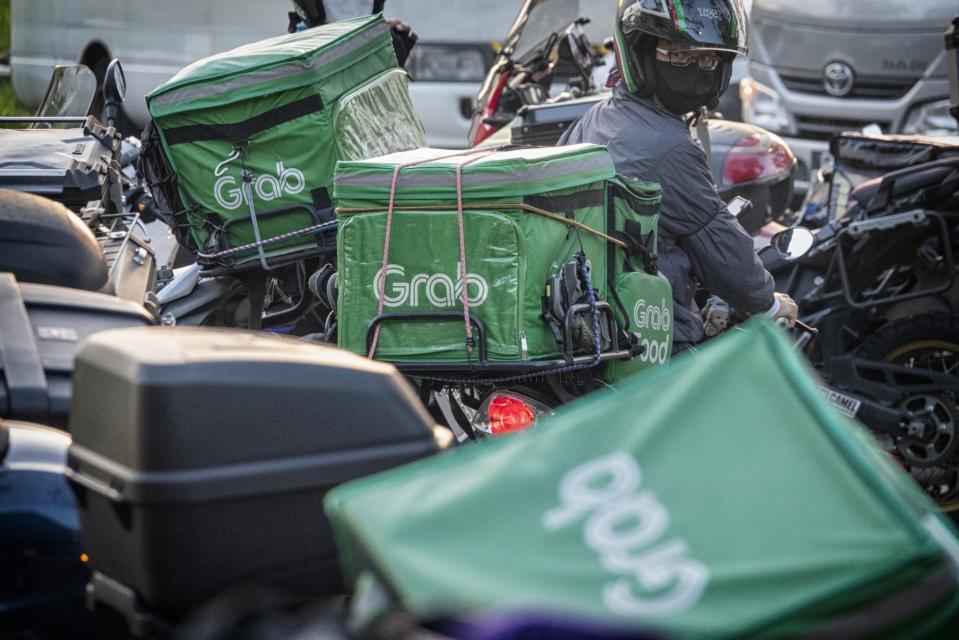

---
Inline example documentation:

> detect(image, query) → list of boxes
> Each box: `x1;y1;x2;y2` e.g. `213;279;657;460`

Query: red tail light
470;72;510;147
486;395;537;436
722;132;796;186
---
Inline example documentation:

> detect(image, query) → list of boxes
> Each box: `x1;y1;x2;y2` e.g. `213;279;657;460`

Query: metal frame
834;211;955;310
204;204;335;272
366;302;633;375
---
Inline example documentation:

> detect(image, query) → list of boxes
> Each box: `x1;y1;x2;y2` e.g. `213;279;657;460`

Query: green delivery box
146;14;426;270
333;144;663;364
325;320;959;638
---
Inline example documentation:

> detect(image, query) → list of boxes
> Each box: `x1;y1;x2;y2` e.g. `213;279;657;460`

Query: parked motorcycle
760;159;959;510
0;61;159;306
468;0;797;236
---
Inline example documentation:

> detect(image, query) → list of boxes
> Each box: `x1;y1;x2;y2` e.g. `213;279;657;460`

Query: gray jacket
558;84;775;347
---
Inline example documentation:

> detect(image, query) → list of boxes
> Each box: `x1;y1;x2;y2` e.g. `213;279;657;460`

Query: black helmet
614;0;748;99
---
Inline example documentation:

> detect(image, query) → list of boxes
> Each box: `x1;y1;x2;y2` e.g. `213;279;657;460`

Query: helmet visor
621;0;748;55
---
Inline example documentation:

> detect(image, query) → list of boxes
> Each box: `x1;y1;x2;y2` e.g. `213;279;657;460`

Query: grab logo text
373;263;489;308
633;297;671;364
213;162;305;210
543;452;710;617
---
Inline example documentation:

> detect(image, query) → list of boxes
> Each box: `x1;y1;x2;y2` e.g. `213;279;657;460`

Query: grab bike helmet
614;0;748;102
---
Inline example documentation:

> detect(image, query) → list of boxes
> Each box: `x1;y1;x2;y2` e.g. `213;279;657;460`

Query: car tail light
722;132;796;186
470;72;510;147
475;391;552;437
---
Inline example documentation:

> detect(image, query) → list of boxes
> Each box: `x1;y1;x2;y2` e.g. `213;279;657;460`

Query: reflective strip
671;0;687;33
334;153;615;191
150;22;390;110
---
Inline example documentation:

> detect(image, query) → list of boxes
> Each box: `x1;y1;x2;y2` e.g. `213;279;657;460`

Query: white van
11;0;517;147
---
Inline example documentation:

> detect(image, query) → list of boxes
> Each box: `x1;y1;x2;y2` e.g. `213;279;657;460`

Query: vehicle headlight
740;76;793;135
903;99;959;137
405;44;489;83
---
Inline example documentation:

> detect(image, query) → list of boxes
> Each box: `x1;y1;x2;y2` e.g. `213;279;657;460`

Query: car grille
794;115;893;141
780;72;916;100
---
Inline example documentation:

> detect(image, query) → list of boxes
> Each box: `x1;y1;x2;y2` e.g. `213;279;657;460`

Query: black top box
0;273;154;428
67;327;439;623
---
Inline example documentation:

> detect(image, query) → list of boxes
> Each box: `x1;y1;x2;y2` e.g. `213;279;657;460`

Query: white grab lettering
372;262;489;308
213;162;305;211
633;297;671;332
543;452;709;617
632;297;671;364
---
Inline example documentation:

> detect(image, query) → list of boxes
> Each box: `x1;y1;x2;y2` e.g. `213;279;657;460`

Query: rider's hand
387;20;418;67
767;292;799;329
388;20;418;43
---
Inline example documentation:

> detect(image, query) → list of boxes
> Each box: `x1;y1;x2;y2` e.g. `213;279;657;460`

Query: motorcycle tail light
476;392;551;437
722;132;796;186
470;72;510;147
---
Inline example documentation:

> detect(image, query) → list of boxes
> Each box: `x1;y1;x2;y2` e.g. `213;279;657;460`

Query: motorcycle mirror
102;59;126;128
771;227;815;262
103;59;126;104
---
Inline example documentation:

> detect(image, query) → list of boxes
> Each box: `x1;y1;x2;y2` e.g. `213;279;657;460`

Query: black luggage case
0;127;110;212
0;273;154;427
66;327;439;624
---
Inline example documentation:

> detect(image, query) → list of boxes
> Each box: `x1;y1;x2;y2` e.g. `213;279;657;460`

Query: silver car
741;0;958;192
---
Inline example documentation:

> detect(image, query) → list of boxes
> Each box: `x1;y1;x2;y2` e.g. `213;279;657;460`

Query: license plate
820;386;862;419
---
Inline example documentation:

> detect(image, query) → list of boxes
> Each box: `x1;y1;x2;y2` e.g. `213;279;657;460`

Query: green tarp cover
325;320;959;638
147;15;426;267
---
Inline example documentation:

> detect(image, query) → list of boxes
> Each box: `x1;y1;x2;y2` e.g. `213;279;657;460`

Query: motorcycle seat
0;189;108;291
850;159;959;211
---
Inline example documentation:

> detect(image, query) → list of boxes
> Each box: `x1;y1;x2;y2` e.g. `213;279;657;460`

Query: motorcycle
468;0;797;236
696;172;959;513
420;0;795;440
0;61;160;307
761;158;959;511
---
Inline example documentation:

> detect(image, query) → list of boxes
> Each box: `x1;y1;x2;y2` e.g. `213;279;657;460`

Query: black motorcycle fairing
0;189;108;291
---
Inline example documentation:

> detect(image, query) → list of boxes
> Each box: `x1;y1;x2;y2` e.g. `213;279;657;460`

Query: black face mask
652;59;722;116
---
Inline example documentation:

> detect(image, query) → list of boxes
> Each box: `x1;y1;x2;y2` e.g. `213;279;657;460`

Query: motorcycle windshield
31;65;97;128
470;0;582;145
508;0;581;61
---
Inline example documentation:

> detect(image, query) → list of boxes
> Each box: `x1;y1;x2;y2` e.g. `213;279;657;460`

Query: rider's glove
766;292;799;329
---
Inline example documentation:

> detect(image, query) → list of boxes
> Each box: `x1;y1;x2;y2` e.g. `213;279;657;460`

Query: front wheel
856;313;959;511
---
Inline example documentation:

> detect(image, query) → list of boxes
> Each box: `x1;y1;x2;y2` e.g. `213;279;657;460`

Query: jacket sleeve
659;140;776;314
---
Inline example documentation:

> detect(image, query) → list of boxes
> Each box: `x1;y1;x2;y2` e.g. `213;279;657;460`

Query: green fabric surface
147;15;425;266
326;320;959;638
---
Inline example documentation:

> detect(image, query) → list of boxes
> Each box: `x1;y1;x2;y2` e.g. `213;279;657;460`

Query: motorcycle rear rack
196;204;336;274
831;211;955;310
365;302;634;375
